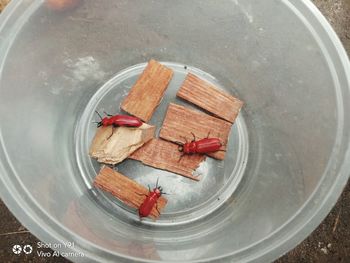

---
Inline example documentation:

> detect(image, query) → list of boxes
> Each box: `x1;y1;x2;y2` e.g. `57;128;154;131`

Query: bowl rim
0;0;349;262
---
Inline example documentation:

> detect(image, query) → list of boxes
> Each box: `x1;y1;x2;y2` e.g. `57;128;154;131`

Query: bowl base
74;62;249;226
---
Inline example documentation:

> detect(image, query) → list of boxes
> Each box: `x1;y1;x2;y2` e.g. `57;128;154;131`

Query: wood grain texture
89;123;155;165
159;103;231;160
177;73;244;123
94;166;167;219
130;139;205;181
121;59;174;122
0;0;10;12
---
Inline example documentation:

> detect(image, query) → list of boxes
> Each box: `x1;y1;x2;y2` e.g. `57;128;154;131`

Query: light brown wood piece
159;103;231;160
94;166;167;219
177;73;244;123
121;59;174;122
0;0;10;12
130;139;205;181
89;123;155;165
46;0;80;11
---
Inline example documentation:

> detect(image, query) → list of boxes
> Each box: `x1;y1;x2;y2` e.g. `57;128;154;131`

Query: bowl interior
0;0;349;262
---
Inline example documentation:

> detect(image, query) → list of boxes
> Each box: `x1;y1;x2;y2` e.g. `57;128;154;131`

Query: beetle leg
217;140;227;152
196;131;211;141
174;140;184;146
155;203;161;216
135;192;148;197
219;140;227;150
217;134;227;146
106;126;116;140
148;185;151;193
178;153;185;163
138;211;143;221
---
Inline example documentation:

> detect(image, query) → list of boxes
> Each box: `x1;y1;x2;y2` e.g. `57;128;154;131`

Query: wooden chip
89;123;155;165
159;103;231;160
121;59;174;122
129;139;205;181
177;73;244;123
0;0;10;12
94;166;167;219
46;0;80;11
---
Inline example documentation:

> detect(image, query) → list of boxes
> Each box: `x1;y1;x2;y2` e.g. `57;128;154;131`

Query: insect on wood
94;111;143;139
138;178;167;219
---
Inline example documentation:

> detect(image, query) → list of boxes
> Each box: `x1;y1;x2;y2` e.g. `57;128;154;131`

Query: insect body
181;137;222;154
95;111;142;128
138;179;165;218
178;132;223;154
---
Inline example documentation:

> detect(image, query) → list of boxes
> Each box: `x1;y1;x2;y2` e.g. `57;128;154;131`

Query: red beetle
95;111;142;128
138;179;166;219
94;111;143;139
178;132;223;155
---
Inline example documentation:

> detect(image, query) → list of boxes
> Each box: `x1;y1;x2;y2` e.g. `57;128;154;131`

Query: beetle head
182;143;192;154
96;117;110;127
155;186;163;197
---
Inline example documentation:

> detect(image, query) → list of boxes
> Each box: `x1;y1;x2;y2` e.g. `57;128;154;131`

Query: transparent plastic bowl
0;0;349;262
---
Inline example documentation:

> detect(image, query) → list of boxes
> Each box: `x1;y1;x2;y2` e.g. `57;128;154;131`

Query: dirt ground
0;0;350;262
277;182;350;263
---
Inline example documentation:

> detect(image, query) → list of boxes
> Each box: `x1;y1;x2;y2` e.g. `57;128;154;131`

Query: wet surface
0;0;349;262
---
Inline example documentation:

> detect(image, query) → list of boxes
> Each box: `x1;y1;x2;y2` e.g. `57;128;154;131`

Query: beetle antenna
95;110;103;120
180;135;188;143
155;204;161;215
103;111;113;117
218;138;226;153
155;177;159;188
207;131;211;138
190;132;196;142
174;141;184;146
221;140;226;147
178;153;184;162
